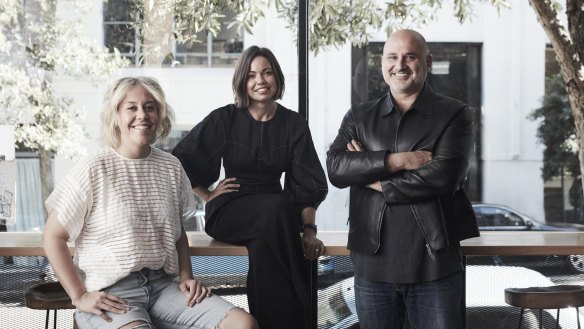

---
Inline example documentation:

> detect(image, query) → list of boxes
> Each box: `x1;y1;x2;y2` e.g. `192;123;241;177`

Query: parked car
472;203;584;273
318;266;581;329
472;203;580;232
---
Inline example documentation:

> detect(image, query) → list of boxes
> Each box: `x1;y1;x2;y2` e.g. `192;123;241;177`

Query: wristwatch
302;223;318;233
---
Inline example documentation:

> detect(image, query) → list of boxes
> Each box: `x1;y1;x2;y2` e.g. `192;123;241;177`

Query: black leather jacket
327;85;479;255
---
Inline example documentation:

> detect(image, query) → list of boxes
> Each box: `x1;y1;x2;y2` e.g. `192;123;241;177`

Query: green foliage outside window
530;73;580;181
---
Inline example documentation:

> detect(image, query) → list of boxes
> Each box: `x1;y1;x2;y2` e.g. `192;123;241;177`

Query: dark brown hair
232;46;285;108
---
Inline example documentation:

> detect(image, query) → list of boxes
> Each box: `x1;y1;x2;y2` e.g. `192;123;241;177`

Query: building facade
46;1;550;231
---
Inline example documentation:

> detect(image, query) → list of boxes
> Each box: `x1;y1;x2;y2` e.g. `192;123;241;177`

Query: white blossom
566;134;580;154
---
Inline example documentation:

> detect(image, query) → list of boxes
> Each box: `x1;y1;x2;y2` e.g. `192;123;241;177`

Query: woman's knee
119;321;151;329
218;308;258;329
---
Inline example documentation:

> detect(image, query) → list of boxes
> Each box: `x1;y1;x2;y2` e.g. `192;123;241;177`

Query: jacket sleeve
171;109;227;189
380;107;474;204
326;108;389;188
284;120;328;210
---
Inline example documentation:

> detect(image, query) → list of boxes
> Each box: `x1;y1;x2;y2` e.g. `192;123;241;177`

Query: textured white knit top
45;147;197;291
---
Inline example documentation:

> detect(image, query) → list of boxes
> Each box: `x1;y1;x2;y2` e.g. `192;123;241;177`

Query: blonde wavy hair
101;76;174;148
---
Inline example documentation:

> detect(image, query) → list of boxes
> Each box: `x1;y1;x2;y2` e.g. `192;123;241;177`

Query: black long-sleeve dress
172;103;328;328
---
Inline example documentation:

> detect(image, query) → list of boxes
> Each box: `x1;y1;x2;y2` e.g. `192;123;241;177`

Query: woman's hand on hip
207;177;239;202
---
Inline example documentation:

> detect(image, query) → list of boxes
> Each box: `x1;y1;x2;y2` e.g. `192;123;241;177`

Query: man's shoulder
349;96;386;116
430;89;468;112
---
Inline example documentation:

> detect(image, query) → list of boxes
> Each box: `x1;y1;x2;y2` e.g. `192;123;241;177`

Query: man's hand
346;139;364;152
72;291;129;323
347;139;432;189
346;140;383;191
386;151;432;173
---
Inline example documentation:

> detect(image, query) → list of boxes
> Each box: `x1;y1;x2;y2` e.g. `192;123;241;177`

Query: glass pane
176;31;207;53
214;14;243;55
211;54;240;67
175;31;208;66
173;9;243;67
104;23;135;54
174;53;208;66
506;212;523;226
103;0;132;22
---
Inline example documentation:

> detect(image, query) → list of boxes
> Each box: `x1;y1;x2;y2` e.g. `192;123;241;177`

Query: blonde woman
43;77;257;329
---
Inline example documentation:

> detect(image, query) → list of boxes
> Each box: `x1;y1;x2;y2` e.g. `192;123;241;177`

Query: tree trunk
142;0;173;66
38;148;53;221
528;0;584;198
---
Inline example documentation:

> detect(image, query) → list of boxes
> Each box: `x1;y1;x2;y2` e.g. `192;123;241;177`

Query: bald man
327;29;479;329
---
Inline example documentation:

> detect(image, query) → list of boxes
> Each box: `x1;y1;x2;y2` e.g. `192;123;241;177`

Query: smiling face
115;85;159;158
381;29;432;98
246;56;277;105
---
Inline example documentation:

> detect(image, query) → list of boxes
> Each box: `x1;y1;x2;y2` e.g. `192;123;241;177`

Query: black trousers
205;193;309;329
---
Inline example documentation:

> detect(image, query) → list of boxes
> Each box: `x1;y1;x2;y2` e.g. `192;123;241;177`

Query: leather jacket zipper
394;104;436;261
397;111;436;261
375;204;386;253
410;204;436;261
425;243;436;261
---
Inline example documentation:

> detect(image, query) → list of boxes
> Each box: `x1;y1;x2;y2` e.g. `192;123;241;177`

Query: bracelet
302;223;317;233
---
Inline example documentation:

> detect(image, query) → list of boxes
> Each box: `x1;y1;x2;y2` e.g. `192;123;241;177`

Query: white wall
478;2;546;220
51;2;549;229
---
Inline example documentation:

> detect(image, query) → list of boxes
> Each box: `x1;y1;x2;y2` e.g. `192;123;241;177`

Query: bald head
381;29;432;101
385;29;430;57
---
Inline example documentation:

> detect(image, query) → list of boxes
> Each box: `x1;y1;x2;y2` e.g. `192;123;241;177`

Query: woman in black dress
172;46;328;328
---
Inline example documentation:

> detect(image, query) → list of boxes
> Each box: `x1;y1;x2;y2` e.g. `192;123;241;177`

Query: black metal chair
505;285;584;329
25;281;77;329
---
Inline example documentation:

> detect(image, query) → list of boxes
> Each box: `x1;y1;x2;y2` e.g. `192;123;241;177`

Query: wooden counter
2;231;584;257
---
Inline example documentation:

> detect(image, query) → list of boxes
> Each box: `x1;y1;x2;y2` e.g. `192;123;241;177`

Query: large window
351;42;483;201
103;0;140;64
103;0;243;67
174;21;242;67
542;45;583;223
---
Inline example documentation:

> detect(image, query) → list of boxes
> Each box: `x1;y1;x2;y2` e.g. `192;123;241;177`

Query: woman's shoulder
206;104;238;119
150;146;174;158
64;148;114;180
195;104;239;129
150;147;182;166
78;148;114;167
277;104;307;126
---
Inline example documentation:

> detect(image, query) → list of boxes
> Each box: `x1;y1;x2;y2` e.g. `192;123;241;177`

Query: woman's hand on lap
180;278;212;306
73;291;129;323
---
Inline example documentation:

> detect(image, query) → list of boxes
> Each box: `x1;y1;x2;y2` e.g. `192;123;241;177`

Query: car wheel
566;255;584;273
493;255;504;266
